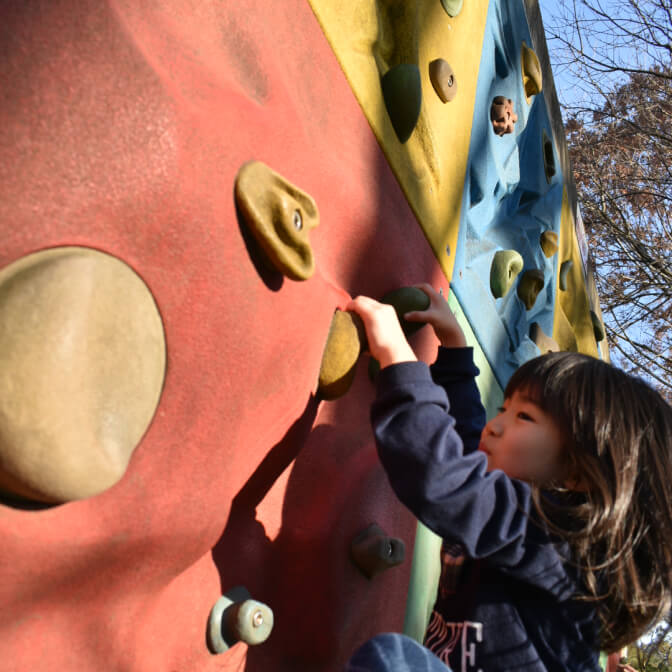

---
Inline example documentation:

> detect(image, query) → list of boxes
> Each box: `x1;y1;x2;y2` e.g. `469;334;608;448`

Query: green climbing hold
381;64;422;144
517;269;545;310
380;286;430;336
490;250;524;298
559;260;573;291
590;310;605;342
440;0;464;17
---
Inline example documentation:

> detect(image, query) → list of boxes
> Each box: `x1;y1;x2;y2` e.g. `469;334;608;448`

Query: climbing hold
517;269;545;310
0;247;166;504
440;0;464;17
559;260;573;291
381;64;422;144
207;586;274;654
429;59;457;103
380;286;430;336
235;160;319;281
590;310;605;342
542;130;556;182
529;322;560;354
317;310;365;400
540;231;558;258
490;250;524;298
350;523;405;580
490;96;518;136
521;42;542;102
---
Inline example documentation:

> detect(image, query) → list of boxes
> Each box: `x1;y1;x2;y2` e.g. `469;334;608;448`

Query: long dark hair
506;352;672;651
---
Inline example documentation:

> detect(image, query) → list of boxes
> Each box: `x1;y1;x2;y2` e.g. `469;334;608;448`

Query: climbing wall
0;1;605;670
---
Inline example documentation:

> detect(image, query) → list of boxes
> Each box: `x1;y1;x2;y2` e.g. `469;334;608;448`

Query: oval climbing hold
559;259;573;291
429;59;457;103
0;247;166;504
317;310;366;400
350;523;406;580
540;231;558;258
517;269;545;310
380;286;430;336
521;42;542;102
381;64;422;144
235;160;319;281
490;250;524;298
207;586;274;654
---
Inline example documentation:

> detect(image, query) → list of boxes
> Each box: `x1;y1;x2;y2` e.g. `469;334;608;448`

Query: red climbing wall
0;1;451;669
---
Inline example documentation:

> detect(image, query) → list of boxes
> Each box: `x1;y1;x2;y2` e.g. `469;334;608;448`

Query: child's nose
484;417;503;436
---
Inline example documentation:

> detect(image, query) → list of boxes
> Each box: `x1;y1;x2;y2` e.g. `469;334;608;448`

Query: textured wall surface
0;1;603;670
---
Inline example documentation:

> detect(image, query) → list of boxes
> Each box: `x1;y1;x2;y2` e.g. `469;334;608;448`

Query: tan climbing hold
529;322;560;354
429;59;457;103
521;42;542;102
0;247;166;503
540;231;558;258
317;310;365;400
517;269;545;310
235;161;319;281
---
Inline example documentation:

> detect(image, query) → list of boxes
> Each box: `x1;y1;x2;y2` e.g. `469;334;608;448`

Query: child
347;284;672;672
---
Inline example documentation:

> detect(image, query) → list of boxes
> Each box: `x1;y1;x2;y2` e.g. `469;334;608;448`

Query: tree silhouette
542;0;672;400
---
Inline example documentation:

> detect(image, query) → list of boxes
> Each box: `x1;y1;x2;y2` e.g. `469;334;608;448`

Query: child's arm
403;283;466;348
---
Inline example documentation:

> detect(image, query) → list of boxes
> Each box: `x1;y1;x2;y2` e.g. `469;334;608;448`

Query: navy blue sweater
372;347;601;672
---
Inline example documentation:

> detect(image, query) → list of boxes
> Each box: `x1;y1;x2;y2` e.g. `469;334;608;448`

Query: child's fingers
413;282;448;301
403;310;426;323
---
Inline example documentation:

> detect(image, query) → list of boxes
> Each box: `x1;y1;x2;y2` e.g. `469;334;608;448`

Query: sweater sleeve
371;356;535;567
429;347;486;455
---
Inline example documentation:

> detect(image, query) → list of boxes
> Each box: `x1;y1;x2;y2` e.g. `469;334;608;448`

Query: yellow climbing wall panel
554;187;599;357
307;0;489;282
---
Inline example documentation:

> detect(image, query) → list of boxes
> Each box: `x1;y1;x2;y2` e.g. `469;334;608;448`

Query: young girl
347;284;672;672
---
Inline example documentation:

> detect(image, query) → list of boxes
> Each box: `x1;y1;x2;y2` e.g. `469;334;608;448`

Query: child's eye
517;412;533;421
496;406;506;414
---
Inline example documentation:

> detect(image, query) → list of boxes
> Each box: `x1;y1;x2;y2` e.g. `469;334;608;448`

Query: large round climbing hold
0;247;166;503
517;269;545;310
381;64;422;144
490;250;524;298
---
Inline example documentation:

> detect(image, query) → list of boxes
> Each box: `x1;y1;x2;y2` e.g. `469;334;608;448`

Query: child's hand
404;283;467;348
347;296;417;369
